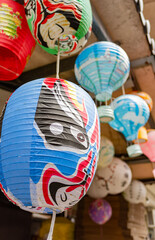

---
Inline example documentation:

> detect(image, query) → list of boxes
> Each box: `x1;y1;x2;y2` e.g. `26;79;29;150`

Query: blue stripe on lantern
75;41;130;101
1;78;44;206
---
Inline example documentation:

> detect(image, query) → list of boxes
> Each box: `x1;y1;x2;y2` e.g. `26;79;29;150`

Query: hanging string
47;211;57;240
122;85;125;95
100;225;103;240
56;38;60;79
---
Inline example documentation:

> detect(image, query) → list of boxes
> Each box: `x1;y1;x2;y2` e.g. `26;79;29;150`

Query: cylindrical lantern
89;199;112;225
109;94;150;157
74;41;130;122
0;0;36;81
24;0;92;56
123;180;147;204
97;136;115;168
88;157;132;197
133;126;148;144
140;130;155;162
0;77;100;213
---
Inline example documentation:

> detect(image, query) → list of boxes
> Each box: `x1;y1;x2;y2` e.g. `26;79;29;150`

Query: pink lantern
89;199;112;225
140;130;155;162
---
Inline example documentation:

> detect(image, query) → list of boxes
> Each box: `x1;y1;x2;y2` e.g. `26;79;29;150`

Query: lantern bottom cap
133;138;147;144
127;144;142;157
97;105;114;123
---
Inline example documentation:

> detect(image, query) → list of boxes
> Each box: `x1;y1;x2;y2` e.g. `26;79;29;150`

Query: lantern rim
97;105;114;123
127;144;142;157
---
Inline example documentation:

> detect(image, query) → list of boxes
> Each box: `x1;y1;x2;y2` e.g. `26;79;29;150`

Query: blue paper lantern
109;94;150;157
74;41;130;122
0;78;100;214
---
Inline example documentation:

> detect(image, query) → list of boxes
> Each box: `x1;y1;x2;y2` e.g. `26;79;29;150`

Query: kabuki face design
33;78;100;212
34;79;89;153
24;0;83;53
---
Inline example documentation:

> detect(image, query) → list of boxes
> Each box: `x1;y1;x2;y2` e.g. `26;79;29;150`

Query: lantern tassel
56;38;60;79
47;211;56;240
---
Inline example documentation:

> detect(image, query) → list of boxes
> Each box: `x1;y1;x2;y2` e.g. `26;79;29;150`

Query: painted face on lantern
34;80;89;154
25;0;82;49
35;152;96;212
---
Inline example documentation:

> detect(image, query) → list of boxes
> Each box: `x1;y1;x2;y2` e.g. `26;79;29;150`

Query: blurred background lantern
0;0;36;81
0;77;100;238
87;157;132;198
130;91;153;111
133;126;148;144
97;136;115;168
74;41;130;122
123;180;147;204
24;0;92;56
140;129;155;162
88;199;112;225
129;91;153;144
109;94;150;157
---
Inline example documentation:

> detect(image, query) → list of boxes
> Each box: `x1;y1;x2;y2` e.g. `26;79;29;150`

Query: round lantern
97;136;115;168
24;0;92;56
89;199;112;225
0;0;36;81
74;41;130;122
130;91;153;111
109;94;150;157
140;130;155;162
87;174;108;199
0;77;100;214
123;180;147;204
87;157;132;198
129;91;153;144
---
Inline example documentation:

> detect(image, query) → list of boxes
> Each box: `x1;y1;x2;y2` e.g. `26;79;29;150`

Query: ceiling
0;0;155;172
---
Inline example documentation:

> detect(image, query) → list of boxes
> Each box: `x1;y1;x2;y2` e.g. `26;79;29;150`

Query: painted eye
50;122;63;135
60;192;67;202
70;125;88;148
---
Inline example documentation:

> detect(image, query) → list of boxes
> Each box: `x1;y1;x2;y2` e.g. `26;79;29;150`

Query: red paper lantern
0;0;36;81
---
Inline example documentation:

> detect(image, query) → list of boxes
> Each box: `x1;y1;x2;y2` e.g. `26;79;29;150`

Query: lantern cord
47;211;56;240
122;85;125;95
56;38;60;79
100;225;103;240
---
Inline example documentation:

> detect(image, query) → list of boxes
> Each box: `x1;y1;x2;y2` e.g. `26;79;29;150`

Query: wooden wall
75;195;132;240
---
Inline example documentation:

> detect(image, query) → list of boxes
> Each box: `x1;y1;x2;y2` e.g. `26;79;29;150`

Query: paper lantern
130;91;153;111
88;157;132;198
0;0;36;81
129;91;152;144
0;77;100;214
123;180;147;204
109;94;150;157
87;174;108;199
97;136;115;168
133;126;148;144
75;41;130;122
89;199;112;225
140;130;155;162
24;0;92;56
